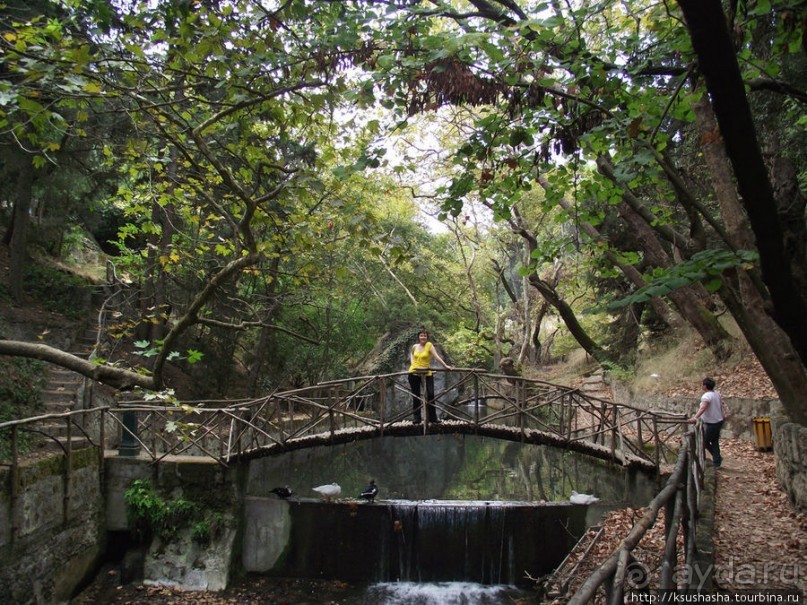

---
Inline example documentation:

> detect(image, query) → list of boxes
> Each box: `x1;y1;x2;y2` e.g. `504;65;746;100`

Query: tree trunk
528;273;611;364
596;159;733;360
544;177;681;331
503;205;614;366
678;0;807;372
694;96;807;424
7;155;34;302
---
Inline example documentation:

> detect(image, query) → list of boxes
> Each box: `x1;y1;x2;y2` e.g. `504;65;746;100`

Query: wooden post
519;379;525;442
473;373;480;431
609;405;617;462
660;488;683;589
558;392;566;437
10;425;18;544
636;414;644;458
152;413;158;457
607;549;630;605
218;411;225;459
420;374;427;435
379;377;386;436
329;387;336;440
653;415;660;474
566;394;575;441
64;415;73;524
99;408;106;486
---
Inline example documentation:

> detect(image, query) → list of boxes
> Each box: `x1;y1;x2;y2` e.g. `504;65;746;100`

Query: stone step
42;389;78;403
44;380;82;393
31;435;92;453
45;371;83;384
36;421;70;438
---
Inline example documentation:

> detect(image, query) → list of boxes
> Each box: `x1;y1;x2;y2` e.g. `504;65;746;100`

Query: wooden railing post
660;487;683;589
99;408;106;485
64;414;72;523
118;404;140;457
519;379;525;442
636;414;644;454
329;387;336;440
473;373;480;430
653;415;660;472
10;425;18;544
379;377;386;435
558;392;566;437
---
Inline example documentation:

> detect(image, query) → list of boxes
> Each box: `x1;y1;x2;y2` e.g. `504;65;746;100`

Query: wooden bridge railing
1;369;688;471
110;370;685;467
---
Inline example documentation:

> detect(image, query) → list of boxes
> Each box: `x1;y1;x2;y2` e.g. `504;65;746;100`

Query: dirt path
712;439;807;594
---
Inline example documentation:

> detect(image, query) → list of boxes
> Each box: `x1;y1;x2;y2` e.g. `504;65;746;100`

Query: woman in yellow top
408;329;451;424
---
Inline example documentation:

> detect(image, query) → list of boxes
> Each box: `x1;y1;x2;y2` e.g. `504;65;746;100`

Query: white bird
570;491;600;505
312;482;341;502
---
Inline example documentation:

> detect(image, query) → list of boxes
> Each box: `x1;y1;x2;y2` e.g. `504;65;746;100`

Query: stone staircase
578;368;613;400
36;324;100;450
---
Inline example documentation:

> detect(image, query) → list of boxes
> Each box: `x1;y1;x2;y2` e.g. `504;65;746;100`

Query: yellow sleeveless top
409;342;434;375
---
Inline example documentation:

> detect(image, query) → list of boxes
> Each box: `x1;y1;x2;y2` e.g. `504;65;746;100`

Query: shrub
124;479;224;545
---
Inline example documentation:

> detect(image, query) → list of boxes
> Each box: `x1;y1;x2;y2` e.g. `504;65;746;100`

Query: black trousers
704;420;723;466
408;373;438;422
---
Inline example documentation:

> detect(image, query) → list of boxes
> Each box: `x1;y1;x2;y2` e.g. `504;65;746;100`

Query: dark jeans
704;421;723;466
408;373;438;422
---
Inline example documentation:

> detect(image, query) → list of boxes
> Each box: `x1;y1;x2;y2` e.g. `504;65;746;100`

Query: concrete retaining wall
611;383;783;441
104;455;240;592
0;447;105;604
613;383;807;510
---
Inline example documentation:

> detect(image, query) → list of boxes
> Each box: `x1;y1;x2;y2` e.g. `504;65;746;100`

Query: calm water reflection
246;433;657;506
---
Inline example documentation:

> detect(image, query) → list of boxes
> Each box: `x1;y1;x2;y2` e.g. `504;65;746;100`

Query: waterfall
383;500;569;586
387;502;510;584
249;498;586;587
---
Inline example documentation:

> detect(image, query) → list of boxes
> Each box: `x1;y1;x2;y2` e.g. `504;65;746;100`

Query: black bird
270;486;293;499
358;479;378;503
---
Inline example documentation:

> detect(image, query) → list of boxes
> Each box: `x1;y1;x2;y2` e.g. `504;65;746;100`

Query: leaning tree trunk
678;0;807;372
595;157;733;360
695;96;807;425
504;204;614;366
612;191;733;361
545;177;682;332
528;273;612;365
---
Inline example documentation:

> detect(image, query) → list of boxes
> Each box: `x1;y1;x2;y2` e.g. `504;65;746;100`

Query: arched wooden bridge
98;369;687;472
0;368;706;602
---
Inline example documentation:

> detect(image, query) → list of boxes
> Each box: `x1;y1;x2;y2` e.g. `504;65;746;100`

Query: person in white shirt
689;377;724;467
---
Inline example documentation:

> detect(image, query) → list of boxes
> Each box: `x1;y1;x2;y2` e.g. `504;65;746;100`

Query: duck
358;479;378;503
312;482;341;502
570;491;599;505
270;486;293;499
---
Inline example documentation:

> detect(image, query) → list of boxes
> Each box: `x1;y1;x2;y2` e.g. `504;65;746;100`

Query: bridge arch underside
228;421;657;473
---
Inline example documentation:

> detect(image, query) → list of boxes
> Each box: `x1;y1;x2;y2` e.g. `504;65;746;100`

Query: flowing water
243;434;657;602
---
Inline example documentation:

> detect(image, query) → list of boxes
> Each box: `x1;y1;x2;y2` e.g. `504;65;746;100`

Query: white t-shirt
699;390;724;423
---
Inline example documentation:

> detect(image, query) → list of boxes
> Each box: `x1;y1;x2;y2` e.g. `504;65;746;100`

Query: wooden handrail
565;430;701;603
2;371;687;474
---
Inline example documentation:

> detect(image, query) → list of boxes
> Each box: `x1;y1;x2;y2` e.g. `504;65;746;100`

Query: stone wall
0;447;105;604
772;416;807;512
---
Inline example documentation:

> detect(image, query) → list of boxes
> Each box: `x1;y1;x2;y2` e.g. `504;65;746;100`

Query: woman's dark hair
702;377;716;390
